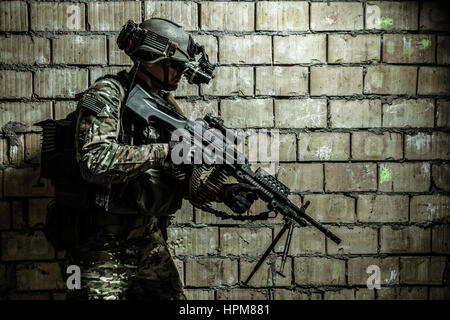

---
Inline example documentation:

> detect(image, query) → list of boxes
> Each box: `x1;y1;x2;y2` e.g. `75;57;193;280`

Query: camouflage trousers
64;220;186;300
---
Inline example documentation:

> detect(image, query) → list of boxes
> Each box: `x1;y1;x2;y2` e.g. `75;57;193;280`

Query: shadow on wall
0;121;59;299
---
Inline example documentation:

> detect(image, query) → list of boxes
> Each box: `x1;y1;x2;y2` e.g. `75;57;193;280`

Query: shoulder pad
81;95;106;115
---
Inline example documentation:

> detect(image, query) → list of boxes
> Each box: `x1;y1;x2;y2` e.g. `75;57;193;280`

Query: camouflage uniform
66;71;187;300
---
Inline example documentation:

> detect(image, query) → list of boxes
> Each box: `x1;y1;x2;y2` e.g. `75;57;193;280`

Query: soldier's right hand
219;183;259;214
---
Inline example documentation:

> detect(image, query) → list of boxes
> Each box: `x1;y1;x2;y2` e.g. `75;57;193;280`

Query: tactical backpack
36;110;96;250
36;110;95;211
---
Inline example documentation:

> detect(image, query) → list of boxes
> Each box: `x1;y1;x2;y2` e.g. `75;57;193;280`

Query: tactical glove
219;183;259;214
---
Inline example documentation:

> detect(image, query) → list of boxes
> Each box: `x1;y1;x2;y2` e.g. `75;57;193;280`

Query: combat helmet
117;18;195;64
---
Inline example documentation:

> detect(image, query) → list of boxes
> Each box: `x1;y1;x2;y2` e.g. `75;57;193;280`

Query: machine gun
126;84;342;284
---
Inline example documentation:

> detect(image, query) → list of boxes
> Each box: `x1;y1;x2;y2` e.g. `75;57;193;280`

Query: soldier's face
139;61;183;90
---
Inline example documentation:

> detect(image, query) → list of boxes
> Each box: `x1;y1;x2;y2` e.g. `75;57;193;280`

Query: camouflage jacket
75;71;189;216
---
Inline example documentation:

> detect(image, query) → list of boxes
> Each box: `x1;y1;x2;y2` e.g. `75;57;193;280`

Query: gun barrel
290;203;342;245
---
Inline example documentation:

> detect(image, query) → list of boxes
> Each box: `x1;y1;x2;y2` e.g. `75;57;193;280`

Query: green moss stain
379;17;394;26
380;166;392;184
418;38;432;49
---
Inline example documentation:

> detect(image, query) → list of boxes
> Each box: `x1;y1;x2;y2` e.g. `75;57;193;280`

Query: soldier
62;18;258;300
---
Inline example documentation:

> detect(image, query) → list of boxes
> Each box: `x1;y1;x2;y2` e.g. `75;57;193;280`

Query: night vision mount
117;20;216;85
184;40;216;85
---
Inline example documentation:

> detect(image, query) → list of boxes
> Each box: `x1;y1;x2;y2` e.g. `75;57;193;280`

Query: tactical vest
37;72;186;216
103;77;188;216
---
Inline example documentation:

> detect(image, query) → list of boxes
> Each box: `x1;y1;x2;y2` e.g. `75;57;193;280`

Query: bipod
243;201;310;285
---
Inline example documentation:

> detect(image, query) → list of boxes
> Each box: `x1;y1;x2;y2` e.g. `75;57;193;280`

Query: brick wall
0;0;449;300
